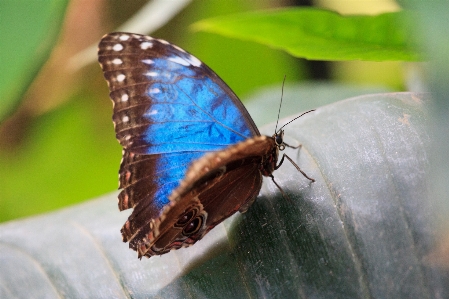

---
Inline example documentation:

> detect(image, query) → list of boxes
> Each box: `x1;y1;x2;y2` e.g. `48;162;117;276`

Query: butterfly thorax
259;131;285;177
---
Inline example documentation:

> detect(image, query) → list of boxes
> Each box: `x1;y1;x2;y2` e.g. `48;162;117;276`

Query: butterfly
98;32;315;259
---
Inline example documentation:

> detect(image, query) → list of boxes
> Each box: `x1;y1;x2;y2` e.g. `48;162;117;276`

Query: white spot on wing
122;116;129;122
148;110;158;115
168;56;190;66
141;42;153;49
121;94;129;102
119;34;130;41
116;74;126;82
112;58;123;65
146;71;158;77
149;88;160;94
142;59;154;65
113;44;124;51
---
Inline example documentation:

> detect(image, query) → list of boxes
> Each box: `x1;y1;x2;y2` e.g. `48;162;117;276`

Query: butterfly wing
98;33;261;256
130;136;276;258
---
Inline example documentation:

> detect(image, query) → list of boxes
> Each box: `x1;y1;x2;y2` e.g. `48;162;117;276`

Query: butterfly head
274;130;286;151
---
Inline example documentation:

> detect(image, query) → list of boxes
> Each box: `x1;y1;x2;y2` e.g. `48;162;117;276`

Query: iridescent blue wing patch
98;32;300;259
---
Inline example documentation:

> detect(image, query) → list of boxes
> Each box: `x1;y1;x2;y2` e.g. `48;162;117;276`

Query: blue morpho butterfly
98;32;315;259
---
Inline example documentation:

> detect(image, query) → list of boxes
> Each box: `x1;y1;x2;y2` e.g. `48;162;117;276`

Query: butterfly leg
270;175;293;204
275;154;315;182
283;142;301;149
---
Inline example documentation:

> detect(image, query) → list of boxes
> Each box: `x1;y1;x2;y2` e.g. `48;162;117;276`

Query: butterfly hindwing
134;136;275;257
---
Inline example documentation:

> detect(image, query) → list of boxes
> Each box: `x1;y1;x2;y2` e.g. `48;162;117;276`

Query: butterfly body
98;32;310;259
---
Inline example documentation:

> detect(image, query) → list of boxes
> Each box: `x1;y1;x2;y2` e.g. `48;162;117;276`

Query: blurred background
0;0;408;223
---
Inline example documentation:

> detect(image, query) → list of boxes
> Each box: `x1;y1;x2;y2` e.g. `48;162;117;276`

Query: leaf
399;1;449;237
0;83;388;223
192;8;420;61
0;92;445;298
244;82;392;127
0;0;68;122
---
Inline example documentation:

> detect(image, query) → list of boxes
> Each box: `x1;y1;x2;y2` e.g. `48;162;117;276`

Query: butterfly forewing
98;32;259;154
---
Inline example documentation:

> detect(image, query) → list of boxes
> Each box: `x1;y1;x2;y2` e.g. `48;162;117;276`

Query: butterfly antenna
274;75;287;134
276;109;315;135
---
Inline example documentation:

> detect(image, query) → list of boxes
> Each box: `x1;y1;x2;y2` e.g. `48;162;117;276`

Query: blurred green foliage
0;0;68;121
0;1;411;223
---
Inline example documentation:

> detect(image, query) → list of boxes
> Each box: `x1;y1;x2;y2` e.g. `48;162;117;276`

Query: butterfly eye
175;210;195;227
275;133;283;146
182;217;203;236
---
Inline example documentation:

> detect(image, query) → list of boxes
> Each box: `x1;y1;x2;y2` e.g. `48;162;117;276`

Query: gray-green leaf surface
1;92;445;299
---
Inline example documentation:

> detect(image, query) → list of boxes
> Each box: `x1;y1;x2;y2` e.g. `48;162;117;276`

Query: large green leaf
0;92;445;298
192;8;420;61
0;0;68;122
